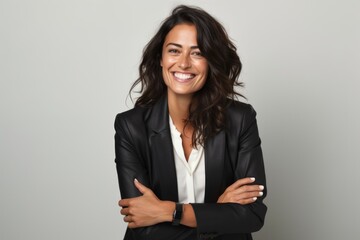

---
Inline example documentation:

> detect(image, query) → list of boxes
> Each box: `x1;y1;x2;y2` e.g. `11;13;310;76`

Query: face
160;24;208;99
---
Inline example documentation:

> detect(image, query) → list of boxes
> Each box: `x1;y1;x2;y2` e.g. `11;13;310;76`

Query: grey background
1;0;359;239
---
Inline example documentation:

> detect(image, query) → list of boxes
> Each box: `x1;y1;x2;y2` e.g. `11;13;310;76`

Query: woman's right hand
217;177;264;205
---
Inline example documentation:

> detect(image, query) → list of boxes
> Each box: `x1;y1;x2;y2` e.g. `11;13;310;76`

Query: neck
167;92;192;130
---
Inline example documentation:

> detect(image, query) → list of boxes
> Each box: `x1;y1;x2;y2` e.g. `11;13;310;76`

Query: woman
115;5;267;240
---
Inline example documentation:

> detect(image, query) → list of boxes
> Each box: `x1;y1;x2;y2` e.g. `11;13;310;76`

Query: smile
172;72;196;82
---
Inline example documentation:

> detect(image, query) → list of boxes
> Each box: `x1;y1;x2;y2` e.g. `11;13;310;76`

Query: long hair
130;5;244;147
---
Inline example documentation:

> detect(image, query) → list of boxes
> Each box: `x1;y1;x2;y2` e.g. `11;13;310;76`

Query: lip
172;71;196;83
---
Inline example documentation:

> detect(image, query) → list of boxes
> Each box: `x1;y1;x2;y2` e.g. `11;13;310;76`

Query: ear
160;58;163;67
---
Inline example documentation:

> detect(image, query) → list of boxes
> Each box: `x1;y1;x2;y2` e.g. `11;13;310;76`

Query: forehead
164;24;198;45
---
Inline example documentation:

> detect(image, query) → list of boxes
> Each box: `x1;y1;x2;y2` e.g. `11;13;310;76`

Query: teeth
174;72;194;80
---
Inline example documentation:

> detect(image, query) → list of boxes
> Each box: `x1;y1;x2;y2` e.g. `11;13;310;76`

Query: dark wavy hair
130;5;244;147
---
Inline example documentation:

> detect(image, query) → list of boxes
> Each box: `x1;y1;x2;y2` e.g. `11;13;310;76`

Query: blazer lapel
146;96;179;201
204;130;226;202
145;95;226;203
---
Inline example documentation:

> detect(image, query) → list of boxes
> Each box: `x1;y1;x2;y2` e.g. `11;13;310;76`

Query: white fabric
169;116;205;203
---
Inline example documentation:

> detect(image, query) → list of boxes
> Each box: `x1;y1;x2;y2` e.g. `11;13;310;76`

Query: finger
123;215;132;222
235;190;264;200
120;207;130;216
119;199;130;207
134;178;150;194
226;177;256;191
233;185;264;195
237;197;258;205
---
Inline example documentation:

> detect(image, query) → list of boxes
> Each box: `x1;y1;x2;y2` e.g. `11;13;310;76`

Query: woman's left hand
118;179;174;228
217;177;264;204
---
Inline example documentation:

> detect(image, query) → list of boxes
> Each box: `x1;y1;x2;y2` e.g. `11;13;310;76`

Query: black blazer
114;96;267;240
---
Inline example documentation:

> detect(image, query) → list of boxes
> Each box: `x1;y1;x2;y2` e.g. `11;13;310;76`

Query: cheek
162;68;171;85
195;60;208;75
200;66;209;86
162;56;178;68
200;64;209;80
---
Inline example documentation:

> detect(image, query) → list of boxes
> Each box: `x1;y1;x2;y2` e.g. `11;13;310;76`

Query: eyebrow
166;43;199;49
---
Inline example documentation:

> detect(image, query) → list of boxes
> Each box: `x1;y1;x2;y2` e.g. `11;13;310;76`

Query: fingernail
134;178;138;182
253;197;257;201
259;192;263;196
250;177;255;181
259;185;264;190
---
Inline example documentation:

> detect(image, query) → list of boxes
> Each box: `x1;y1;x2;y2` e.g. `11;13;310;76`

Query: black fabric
114;96;267;240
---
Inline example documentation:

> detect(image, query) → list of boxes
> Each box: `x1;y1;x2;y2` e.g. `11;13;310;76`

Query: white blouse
169;116;205;203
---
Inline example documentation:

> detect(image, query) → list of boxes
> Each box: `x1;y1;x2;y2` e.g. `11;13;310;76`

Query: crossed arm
118;177;264;228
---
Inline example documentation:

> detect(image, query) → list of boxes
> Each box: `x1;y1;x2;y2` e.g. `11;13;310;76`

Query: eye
192;51;203;57
168;49;180;54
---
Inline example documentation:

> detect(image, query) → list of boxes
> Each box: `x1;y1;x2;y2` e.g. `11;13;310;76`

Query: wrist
171;203;183;226
159;201;176;222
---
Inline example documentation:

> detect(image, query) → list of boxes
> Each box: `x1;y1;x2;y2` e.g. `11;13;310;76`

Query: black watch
172;203;183;226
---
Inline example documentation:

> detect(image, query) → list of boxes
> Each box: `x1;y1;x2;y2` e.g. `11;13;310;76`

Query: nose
178;53;191;69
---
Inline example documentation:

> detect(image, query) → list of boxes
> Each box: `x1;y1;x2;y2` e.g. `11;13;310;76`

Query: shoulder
226;100;257;120
114;106;150;131
115;106;147;121
225;100;258;132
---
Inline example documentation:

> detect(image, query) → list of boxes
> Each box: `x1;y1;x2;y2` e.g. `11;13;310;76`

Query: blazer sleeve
191;105;267;238
114;113;197;240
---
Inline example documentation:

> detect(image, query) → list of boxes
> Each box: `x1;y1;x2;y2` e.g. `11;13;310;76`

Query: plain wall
1;0;359;239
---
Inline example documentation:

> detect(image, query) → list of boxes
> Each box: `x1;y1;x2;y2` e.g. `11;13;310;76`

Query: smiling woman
161;24;208;99
114;5;267;240
160;23;209;159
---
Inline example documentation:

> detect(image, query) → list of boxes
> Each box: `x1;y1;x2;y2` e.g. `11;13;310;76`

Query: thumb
134;178;149;195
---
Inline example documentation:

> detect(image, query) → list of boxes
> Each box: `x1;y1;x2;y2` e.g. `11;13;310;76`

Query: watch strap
172;203;183;226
